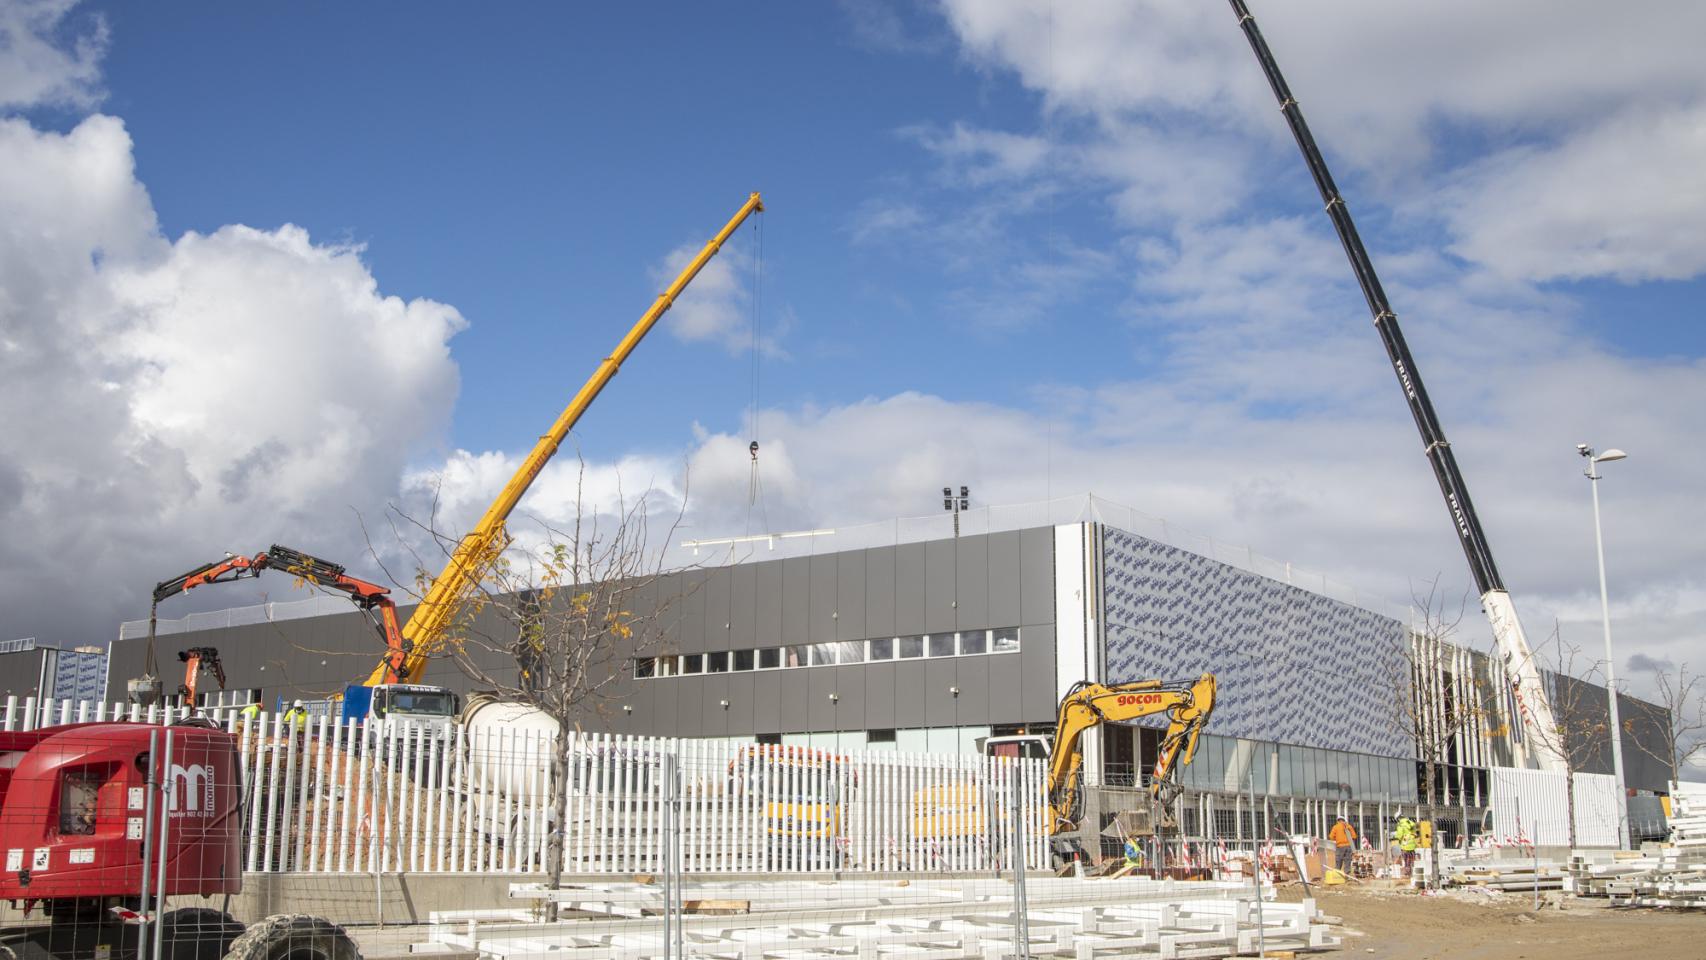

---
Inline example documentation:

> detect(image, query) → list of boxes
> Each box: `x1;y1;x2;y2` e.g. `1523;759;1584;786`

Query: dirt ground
1280;884;1705;960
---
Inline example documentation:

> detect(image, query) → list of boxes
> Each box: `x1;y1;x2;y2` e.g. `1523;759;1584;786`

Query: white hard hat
293;699;304;707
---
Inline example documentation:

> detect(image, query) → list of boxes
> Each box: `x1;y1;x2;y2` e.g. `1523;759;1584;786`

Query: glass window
785;644;809;668
681;653;703;675
657;654;678;677
869;637;894;660
927;634;955;657
732;649;755;671
991;627;1020;653
705;651;729;673
836;641;864;664
757;647;781;670
633;657;656;680
957;630;987;655
897;635;925;659
811;642;839;666
1276;746;1294;795
59;769;101;835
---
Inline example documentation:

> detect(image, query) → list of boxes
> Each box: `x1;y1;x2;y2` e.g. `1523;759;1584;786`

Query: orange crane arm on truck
151;544;411;682
369;191;765;688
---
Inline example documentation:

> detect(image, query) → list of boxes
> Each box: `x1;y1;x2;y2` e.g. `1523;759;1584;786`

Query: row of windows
634;628;1021;679
1167;734;1494;805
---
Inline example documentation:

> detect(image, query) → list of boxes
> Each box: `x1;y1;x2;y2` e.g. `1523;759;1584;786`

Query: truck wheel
161;908;247;960
223;915;361;960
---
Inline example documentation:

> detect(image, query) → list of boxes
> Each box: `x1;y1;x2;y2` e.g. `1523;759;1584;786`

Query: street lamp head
1597;448;1628;463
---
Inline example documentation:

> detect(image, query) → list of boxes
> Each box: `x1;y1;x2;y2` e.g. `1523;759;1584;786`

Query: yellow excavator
983;673;1216;859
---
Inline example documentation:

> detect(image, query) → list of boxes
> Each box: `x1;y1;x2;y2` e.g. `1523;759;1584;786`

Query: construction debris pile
1568;782;1706;908
424;877;1341;960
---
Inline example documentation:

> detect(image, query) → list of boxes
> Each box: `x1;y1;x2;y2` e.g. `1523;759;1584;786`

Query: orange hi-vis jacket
1329;821;1358;848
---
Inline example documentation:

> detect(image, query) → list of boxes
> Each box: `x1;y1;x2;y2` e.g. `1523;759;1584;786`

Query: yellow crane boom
367;191;765;687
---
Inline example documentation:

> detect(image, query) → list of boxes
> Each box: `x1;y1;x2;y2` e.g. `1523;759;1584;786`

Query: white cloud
0;114;463;645
1444;103;1706;282
0;0;107;110
933;0;1706;284
650;243;784;357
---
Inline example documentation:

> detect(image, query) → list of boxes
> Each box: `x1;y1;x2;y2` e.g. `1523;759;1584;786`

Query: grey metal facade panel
987;653;1024;725
755;562;783;647
987;531;1022;628
726;672;756;736
700;673;730;737
704;568;732;643
893;659;926;727
837;553;866;640
809;555;837;643
1552;674;1673;792
864;547;896;639
1019;526;1055;627
952;655;990;720
1100;527;1409;757
955;535;989;631
808;666;838;731
924;658;959;726
752;671;782;733
830;665;866;731
864;661;897;728
924;539;957;634
660;575;685;651
1020;622;1058;721
676;679;704;735
779;662;809;730
730;564;757;645
894;543;925;635
679;571;708;654
782;558;810;647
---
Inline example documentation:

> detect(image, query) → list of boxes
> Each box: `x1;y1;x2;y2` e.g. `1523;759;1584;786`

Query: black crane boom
1226;0;1505;597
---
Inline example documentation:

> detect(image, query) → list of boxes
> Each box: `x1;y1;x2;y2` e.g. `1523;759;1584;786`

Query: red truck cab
0;723;242;904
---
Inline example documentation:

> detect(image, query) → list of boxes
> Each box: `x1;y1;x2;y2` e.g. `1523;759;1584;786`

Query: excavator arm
1044;673;1216;834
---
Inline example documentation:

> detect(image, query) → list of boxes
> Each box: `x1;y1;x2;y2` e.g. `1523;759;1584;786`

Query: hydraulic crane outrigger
1225;0;1564;770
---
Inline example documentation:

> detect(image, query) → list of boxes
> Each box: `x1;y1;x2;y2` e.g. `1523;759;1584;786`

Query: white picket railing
3;696;1048;875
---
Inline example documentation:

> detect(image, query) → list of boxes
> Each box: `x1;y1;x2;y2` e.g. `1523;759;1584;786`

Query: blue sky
3;0;1705;750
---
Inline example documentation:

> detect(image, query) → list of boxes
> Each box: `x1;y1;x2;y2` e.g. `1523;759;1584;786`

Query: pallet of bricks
1569;781;1706;907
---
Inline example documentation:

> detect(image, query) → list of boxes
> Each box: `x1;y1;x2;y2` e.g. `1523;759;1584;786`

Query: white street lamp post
1579;443;1628;849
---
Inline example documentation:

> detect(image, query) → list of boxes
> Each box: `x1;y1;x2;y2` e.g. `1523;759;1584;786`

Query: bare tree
1629;660;1706;786
384;461;689;910
1384;581;1471;810
1522;626;1614;849
1381;578;1477;888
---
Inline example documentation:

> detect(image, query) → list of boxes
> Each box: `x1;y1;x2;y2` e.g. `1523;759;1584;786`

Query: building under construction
107;499;1675;847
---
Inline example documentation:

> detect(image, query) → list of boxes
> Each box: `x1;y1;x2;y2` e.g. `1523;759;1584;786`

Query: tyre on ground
221;914;361;960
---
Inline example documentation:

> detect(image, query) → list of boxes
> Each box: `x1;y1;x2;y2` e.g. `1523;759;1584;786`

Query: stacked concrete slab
1568;781;1706;907
419;877;1341;960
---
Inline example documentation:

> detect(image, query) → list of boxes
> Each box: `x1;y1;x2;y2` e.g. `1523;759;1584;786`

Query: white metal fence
2;695;1048;876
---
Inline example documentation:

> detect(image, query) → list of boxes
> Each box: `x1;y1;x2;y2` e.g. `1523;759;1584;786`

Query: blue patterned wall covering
1101;527;1411;758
